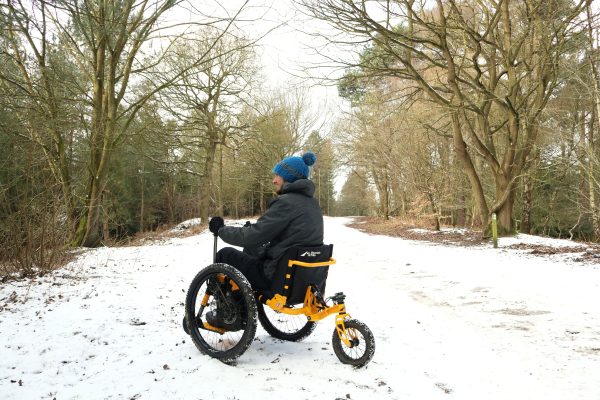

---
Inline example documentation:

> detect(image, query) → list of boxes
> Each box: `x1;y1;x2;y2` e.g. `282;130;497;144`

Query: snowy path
1;217;599;399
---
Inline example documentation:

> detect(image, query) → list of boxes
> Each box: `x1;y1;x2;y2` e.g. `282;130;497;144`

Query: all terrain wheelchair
182;234;375;367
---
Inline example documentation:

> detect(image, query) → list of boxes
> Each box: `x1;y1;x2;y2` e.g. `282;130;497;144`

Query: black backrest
282;244;333;305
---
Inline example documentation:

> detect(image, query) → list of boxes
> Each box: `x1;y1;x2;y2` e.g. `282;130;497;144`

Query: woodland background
2;0;600;276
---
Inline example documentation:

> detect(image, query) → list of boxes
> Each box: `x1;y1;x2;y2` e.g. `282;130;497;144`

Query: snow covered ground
1;217;599;399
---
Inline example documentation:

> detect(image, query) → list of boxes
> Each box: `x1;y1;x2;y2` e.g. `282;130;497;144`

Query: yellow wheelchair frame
184;238;375;367
263;257;356;349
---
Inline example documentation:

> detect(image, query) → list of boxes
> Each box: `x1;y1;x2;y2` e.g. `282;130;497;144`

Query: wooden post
492;213;498;248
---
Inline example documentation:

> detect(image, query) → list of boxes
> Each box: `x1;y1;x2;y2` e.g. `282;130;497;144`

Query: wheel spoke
191;279;245;351
268;308;305;333
257;301;316;341
185;263;257;362
332;319;375;367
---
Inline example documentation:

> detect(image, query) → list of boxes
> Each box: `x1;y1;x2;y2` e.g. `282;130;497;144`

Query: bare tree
300;0;591;234
1;0;83;235
236;87;320;213
1;0;251;246
339;83;459;226
159;28;257;224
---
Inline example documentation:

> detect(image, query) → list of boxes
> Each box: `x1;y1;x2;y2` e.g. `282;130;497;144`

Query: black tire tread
331;319;375;367
184;263;257;363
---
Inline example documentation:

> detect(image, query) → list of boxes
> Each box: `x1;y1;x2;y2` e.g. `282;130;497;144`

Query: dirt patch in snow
124;224;206;246
347;216;600;263
505;243;588;254
347;217;486;246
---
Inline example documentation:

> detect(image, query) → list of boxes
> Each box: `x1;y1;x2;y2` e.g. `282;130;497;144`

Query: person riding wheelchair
183;153;374;365
183;230;375;366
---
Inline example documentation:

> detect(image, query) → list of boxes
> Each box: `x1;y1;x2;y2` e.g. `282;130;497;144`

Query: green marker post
492;213;498;248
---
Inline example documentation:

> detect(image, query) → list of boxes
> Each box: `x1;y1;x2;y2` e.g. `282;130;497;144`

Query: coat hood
280;179;315;197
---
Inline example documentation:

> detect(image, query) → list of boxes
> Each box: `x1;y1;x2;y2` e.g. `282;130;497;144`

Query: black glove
244;221;251;227
209;216;224;236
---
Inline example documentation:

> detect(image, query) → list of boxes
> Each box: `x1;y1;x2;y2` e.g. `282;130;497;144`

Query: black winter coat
218;179;324;280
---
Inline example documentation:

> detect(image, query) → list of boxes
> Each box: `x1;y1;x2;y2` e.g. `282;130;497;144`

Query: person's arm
218;198;292;247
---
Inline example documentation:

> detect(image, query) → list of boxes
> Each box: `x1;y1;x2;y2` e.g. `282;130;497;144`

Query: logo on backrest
300;251;321;257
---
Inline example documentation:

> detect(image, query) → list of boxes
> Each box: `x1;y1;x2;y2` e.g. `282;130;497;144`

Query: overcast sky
224;0;351;124
242;0;352;190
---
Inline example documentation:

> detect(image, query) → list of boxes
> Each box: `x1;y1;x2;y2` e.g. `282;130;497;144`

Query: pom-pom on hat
273;152;317;183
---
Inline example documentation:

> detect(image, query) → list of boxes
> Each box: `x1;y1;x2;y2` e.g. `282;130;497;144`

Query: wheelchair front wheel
257;301;317;341
184;263;257;363
332;319;375;367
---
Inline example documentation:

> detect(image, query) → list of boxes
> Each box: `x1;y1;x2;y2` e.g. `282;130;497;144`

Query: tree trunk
74;177;104;247
492;172;515;235
427;192;441;231
73;123;114;246
521;172;533;234
259;181;265;214
234;187;239;219
217;144;224;216
588;161;599;241
199;143;217;224
72;29;109;247
588;106;599;241
450;114;489;228
495;195;514;235
166;177;175;224
81;141;113;247
372;167;390;220
586;5;600;241
102;195;110;243
456;194;466;226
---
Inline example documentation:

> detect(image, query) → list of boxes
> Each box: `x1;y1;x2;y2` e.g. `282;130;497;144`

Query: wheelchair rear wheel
257;301;316;341
332;319;375;367
184;263;257;363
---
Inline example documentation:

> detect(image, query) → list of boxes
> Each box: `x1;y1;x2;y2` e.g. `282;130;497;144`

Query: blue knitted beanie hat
272;152;317;183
